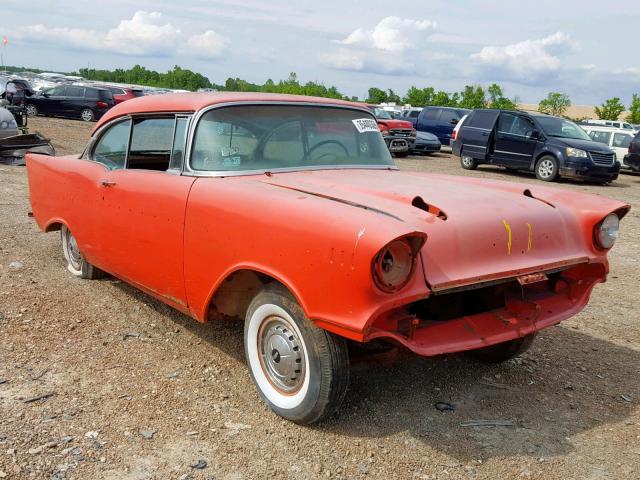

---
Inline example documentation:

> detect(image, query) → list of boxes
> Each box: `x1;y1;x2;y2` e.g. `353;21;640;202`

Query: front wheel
25;104;38;117
466;334;536;363
244;284;349;424
61;225;104;279
535;155;559;182
80;108;95;122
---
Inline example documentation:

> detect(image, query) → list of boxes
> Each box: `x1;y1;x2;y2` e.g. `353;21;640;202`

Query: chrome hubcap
538;159;554;178
26;105;36;116
65;229;82;270
462;156;473;167
258;316;306;393
81;110;92;121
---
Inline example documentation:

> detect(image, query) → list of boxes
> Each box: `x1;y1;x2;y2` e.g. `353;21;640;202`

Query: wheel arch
530;149;562;171
199;265;310;324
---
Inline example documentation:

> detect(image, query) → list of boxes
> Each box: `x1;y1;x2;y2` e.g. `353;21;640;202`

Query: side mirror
529;130;541;140
42;93;50;98
450;118;459;125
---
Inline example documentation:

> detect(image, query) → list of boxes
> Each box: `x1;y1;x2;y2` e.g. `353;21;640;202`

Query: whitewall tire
61;225;104;279
244;284;349;424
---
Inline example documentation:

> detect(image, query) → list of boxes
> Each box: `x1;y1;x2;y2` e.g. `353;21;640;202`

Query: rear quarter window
421;108;440;120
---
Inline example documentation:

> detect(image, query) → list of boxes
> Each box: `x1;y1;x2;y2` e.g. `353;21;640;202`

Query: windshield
536;116;592;141
372;107;393;119
191;105;394;172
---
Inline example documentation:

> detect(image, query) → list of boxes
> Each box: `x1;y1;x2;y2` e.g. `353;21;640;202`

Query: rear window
191;105;393;172
467;110;499;129
98;90;114;101
132;90;144;97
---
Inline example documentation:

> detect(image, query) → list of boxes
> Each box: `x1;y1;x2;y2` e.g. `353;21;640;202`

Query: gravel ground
1;117;639;480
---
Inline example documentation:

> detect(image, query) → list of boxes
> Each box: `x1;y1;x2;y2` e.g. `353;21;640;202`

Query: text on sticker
352;118;380;134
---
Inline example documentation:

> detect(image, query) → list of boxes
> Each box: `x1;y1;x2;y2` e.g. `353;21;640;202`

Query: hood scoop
412;196;447;220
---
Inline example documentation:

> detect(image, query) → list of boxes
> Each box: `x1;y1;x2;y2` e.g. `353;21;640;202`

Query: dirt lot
1;117;639;480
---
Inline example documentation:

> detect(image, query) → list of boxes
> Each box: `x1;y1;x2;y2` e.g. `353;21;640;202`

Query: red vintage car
26;93;629;424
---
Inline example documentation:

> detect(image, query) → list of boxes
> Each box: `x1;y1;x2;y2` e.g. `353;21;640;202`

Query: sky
1;0;638;105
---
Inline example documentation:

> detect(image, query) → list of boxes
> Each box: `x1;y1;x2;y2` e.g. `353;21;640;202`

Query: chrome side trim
465;144;487;149
494;149;531;157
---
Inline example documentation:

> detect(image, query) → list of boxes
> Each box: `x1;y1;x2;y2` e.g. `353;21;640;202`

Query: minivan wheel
460;154;478;170
80;108;95;122
25;104;38;117
244;284;349;424
535;155;559;181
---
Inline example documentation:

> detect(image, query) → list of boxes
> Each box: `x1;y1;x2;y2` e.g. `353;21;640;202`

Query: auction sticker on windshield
352;118;380;134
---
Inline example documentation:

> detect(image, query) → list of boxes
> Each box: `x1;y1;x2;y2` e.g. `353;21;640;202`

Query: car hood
416;131;440;142
377;119;414;129
548;136;613;153
261;169;624;292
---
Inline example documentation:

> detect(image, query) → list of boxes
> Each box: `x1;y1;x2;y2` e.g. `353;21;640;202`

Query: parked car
623;130;640;172
398;108;422;127
411;131;441;155
0;76;35;105
368;105;416;157
582;119;636;131
25;85;115;122
100;86;144;104
582;125;635;168
452;109;620;183
415;106;470;145
26;92;629;424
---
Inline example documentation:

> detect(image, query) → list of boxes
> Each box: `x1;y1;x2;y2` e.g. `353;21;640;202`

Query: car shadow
110;281;638;462
474;165;631;188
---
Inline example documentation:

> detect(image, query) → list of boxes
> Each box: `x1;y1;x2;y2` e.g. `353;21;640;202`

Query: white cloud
183;30;230;59
336;16;436;53
8;11;228;59
320;49;364;71
320;49;415;76
470;32;575;81
103;11;180;55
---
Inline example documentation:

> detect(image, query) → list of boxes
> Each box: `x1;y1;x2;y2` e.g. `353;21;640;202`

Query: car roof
94;92;366;132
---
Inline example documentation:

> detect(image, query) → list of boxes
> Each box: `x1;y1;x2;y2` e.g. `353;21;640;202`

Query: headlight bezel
566;147;588;158
372;235;425;293
594;213;620;250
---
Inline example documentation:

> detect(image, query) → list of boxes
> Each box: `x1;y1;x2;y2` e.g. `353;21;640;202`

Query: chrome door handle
100;180;116;187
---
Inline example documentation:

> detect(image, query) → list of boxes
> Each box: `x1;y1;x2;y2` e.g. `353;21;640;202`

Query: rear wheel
61;225;104;279
535;155;559;181
467;334;536;363
25;104;38;117
244;284;349;424
460;154;478;170
80;108;95;122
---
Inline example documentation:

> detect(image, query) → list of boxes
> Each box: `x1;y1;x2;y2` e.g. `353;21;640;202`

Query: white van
583;119;636;131
581;125;635;168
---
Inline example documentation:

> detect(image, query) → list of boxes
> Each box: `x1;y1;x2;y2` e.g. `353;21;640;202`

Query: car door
62;86;85;117
492;113;538;168
95;115;195;310
36;86;66;114
612;132;632;162
461;110;499;160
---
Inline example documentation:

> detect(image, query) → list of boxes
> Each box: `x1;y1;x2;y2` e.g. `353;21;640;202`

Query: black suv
623;131;640;172
451;109;620;183
25;85;115;122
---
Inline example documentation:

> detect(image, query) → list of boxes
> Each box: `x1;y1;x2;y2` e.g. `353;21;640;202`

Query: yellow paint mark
527;223;533;251
502;220;512;255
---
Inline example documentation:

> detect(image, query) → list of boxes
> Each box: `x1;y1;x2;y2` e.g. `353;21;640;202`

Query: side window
409;110;420;118
468;110;499;129
169;117;189;171
92;120;131;170
613;133;632;148
128;117;175;171
422;108;439;120
438;109;459;123
589;131;612;145
498;113;517;133
65;86;85;97
47;86;65;96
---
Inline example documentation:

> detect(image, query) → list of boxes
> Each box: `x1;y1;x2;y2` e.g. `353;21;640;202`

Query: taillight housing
372;235;426;292
451;127;459;141
96;101;109;109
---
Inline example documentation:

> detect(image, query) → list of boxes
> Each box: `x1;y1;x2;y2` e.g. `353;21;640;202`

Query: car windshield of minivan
191;105;394;172
536;117;592;141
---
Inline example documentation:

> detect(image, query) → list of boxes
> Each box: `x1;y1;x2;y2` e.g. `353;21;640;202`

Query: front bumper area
560;159;620;181
412;141;441;154
624;153;640;172
383;135;416;153
364;262;605;356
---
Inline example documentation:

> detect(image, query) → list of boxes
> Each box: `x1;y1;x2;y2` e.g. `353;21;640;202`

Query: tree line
4;64;639;122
